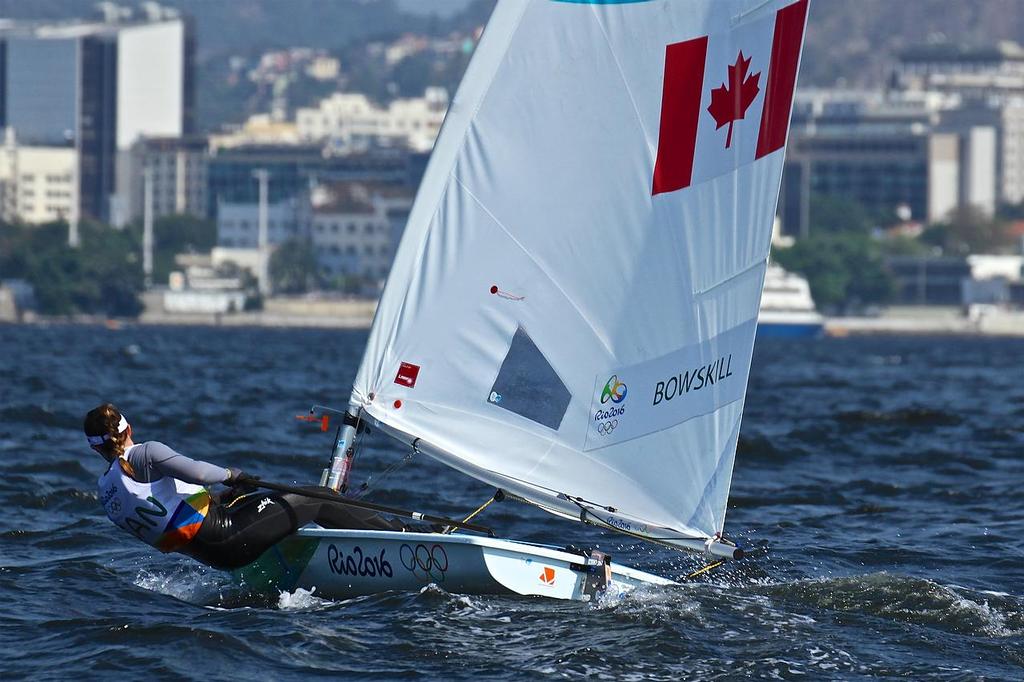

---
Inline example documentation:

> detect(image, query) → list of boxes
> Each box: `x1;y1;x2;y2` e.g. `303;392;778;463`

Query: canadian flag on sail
652;0;808;196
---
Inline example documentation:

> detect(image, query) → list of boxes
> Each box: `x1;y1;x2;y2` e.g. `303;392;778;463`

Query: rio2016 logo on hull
600;375;627;404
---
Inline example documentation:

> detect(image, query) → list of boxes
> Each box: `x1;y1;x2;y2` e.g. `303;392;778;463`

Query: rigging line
684;559;726;580
578;512;716;546
351;442;417;500
353;406;373;470
443;490;502;535
562;486;710;540
570;497;711;546
462;494;498;524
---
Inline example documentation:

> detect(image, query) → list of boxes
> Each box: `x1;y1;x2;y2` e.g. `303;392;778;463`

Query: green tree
0;220;144;317
878;234;931;257
391;53;437;98
808;194;874;234
773;232;895;310
922;206;1011;255
128;214;217;285
269;239;321;294
806;193;903;235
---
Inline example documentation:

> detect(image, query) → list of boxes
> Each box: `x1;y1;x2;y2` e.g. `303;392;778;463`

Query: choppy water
1;324;1023;679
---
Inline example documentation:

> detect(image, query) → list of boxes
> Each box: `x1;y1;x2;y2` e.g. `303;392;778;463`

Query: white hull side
236;528;676;602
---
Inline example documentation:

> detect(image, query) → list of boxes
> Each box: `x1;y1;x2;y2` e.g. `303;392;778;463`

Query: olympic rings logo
400;543;449;583
597;419;618;435
600;375;627;404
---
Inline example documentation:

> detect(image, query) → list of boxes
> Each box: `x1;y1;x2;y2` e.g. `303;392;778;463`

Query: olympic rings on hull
400;543;449;582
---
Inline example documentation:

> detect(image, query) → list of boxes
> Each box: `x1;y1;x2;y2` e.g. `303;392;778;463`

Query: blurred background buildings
0;4;193;228
0;0;1022;329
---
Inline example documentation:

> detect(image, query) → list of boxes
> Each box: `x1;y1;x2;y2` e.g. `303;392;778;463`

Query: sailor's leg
286;486;406;531
184;493;318;569
310;498;406;531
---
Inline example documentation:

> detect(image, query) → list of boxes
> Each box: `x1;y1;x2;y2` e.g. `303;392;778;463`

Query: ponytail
83;403;131;461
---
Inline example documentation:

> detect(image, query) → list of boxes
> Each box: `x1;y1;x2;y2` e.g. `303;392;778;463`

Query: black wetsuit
118;441;404;571
184;488;404;570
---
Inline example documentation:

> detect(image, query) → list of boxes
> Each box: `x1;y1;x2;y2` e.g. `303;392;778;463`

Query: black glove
220;468;259;505
225;467;257;485
225;468;259;492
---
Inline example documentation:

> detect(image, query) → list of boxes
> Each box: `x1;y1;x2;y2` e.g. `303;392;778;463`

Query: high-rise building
118;135;209;223
0;10;194;224
896;41;1024;207
780;89;998;236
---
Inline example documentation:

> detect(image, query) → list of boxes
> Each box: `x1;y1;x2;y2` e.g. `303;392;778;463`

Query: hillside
803;0;1024;86
0;0;492;58
3;1;1023;90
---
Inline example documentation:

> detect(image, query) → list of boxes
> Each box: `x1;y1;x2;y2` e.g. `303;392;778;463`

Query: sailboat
240;0;809;601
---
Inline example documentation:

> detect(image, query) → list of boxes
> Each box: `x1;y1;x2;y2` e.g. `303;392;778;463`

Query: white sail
352;0;809;548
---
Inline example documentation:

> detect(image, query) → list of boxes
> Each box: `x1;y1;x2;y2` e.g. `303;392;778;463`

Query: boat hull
757;309;825;338
236;527;676;601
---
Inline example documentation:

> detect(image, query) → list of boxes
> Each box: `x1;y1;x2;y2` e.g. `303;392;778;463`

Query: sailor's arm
132;441;238;485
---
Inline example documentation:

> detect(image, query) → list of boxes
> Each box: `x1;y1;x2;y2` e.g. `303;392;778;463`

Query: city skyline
0;1;1022;328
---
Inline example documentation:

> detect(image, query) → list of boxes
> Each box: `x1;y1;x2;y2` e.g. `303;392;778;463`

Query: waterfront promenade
4;298;1024;337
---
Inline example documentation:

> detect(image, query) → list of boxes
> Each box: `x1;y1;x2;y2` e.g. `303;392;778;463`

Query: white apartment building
216;197;307;249
306;56;340;81
296;88;448;153
309;183;401;281
208;114;302;151
0;133;77;224
215;182;413;286
896;42;1024;99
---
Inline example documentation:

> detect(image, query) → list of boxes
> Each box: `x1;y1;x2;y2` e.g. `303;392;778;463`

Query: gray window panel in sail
488;327;571;431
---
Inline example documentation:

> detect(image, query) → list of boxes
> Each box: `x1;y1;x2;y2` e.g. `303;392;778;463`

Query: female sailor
85;403;403;570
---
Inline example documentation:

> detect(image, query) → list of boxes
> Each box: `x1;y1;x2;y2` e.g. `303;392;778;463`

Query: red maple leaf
706;51;761;149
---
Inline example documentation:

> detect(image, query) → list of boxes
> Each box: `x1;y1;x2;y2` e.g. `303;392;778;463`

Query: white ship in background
758;264;824;337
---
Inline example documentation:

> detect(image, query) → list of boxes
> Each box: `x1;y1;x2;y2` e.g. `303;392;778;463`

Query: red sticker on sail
394;362;420;388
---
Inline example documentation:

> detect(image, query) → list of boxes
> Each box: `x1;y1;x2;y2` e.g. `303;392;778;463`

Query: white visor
86;414;129;446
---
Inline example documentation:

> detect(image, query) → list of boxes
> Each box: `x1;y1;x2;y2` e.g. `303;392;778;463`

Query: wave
835;408;963;427
0;404;82;429
761;572;1024;639
134;564;241;607
736;434;809;462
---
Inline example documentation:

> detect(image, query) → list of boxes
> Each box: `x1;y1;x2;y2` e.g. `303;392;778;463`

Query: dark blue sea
2;324;1023;680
